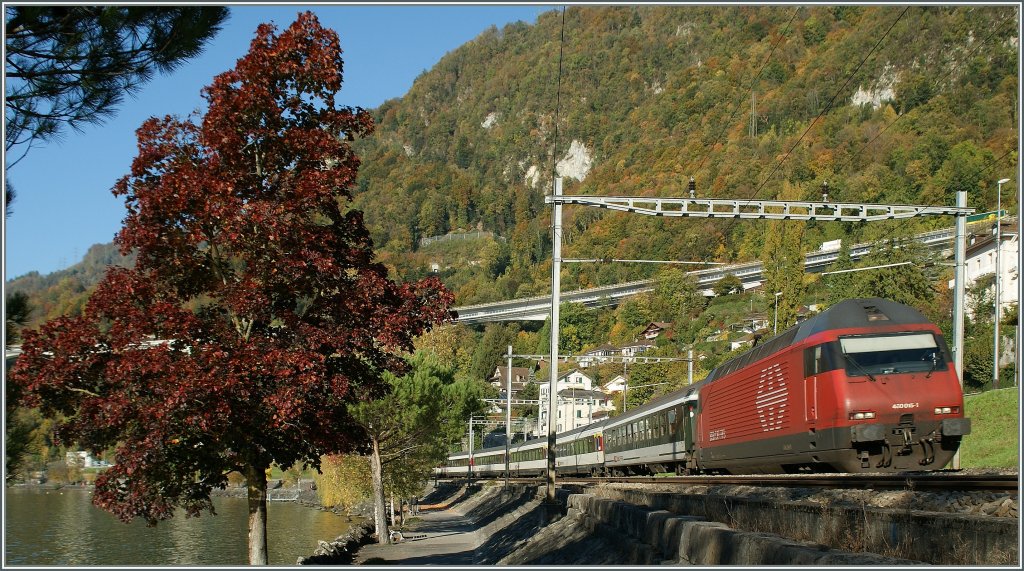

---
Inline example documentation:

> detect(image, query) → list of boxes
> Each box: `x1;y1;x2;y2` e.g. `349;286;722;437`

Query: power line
720;6;911;253
687;6;803;176
841;10;1018;173
548;6;567;188
744;6;910;205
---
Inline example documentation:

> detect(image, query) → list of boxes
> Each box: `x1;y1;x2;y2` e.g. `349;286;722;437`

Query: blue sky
4;4;555;280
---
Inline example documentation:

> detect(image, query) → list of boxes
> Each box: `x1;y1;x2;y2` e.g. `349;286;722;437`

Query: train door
683;402;697;451
804;345;824;424
804;377;817;423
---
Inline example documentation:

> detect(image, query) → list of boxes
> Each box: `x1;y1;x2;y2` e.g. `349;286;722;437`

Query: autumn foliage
9;12;451;562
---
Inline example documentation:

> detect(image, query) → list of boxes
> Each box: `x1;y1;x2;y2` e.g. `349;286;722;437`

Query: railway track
447;472;1019;492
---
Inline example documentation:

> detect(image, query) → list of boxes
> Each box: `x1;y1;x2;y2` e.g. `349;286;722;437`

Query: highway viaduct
452;220;991;325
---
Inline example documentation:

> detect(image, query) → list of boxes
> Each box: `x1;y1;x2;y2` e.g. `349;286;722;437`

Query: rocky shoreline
296;520;376;565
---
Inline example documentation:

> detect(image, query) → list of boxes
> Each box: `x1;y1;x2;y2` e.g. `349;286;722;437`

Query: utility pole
505;345;512;490
622;359;628;412
951;187;967;470
468;416;474;481
993;178;1010;390
545;177;563;504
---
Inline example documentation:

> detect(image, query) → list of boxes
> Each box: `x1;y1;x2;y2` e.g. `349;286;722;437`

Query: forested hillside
6;243;135;329
352;5;1017;306
6;5;1018;341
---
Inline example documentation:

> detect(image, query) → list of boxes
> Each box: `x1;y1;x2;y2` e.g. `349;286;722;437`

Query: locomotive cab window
839;333;943;377
804;341;841;376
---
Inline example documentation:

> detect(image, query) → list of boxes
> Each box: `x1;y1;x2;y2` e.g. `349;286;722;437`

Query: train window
804;341;841;376
840;333;943;376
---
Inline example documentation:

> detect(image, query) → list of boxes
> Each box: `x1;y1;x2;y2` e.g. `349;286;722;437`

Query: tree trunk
245;463;269;565
369;436;389;544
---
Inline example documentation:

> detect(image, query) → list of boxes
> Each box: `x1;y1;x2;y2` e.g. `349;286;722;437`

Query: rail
444;472;1019;492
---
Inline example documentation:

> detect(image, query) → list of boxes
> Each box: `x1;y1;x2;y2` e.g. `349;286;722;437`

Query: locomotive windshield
839;332;943;376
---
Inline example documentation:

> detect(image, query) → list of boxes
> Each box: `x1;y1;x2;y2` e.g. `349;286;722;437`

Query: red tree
8;13;452;565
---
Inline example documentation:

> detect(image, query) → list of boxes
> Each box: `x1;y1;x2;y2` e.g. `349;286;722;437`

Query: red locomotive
695;297;971;473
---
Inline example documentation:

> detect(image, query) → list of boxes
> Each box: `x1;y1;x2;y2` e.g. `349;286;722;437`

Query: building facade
538;369;614;432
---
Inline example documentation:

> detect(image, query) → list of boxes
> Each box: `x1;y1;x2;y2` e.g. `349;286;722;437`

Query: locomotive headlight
934;406;953;414
849;411;876;420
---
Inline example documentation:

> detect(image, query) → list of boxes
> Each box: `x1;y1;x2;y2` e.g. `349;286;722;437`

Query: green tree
471;323;520;381
850;239;936;307
348;352;484;543
761;215;805;333
616;295;654;329
515;380;539;421
5;6;228;166
5;291;31;346
962;318;995;391
5;290;35;481
823;240;855;306
653;266;706;320
534;301;598;355
712;273;743;297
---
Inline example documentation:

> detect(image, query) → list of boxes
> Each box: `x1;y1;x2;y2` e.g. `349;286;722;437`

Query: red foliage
9;12;452;527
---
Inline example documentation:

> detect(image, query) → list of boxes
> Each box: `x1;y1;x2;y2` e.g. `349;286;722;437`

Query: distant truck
820;239;842;252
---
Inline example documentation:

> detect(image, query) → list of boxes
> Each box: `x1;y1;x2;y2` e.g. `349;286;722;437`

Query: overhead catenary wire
549;6;567;187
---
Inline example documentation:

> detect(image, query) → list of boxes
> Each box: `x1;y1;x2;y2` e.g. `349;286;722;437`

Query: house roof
557;388;608;399
489;366;532;381
583;343;619;355
621;339;656;348
538;368;593;384
966;226;1017;257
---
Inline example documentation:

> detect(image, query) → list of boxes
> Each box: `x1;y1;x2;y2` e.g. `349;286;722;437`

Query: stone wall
589;487;1019;565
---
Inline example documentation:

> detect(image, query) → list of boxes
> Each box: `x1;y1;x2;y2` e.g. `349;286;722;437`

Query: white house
952;221;1019;319
620;339;655;361
538;369;614;432
577;343;619;369
730;313;770;334
488;366;532;397
730;334;756;351
602;374;627;394
66;451;111;468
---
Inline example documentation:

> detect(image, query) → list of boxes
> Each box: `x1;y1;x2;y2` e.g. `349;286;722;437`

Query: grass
959;388;1019;469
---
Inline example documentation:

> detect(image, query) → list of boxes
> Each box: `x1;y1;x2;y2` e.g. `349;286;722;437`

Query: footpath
352;505;481;565
351;484;516;565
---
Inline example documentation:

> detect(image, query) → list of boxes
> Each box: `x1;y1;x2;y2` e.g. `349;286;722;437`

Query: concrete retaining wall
587;487;1019;565
565;493;925;565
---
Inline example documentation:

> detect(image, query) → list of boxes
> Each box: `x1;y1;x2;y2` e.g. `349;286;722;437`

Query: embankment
353;482;1009;565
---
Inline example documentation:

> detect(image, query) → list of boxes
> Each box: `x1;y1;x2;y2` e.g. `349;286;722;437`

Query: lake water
4;487;352;566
